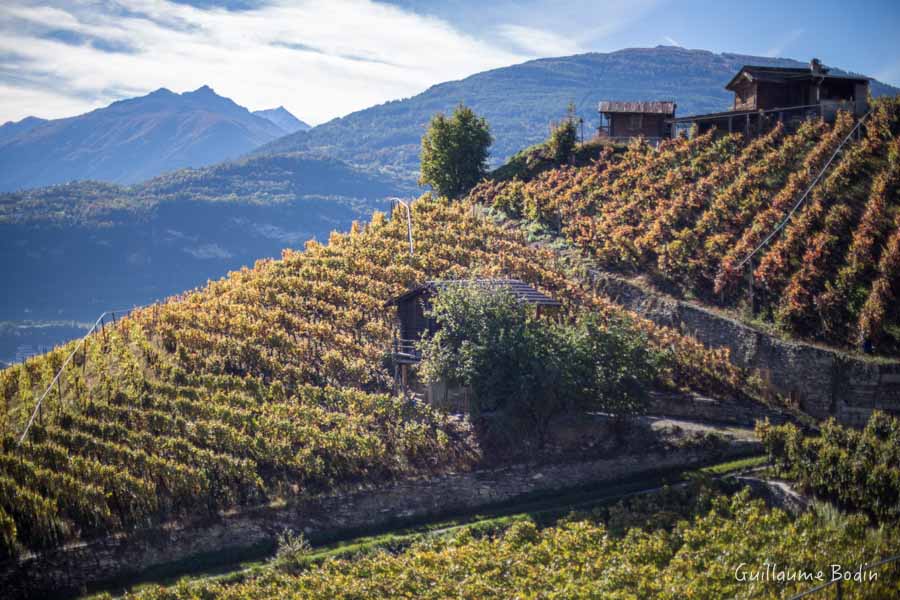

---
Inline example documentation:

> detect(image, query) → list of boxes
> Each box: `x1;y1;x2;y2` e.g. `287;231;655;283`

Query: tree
419;104;492;199
417;284;665;444
547;103;579;164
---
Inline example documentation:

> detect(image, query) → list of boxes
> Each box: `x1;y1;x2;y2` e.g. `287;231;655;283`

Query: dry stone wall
589;270;900;425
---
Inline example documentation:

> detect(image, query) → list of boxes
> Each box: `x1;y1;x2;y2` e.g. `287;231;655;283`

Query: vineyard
758;411;900;523
113;489;900;600
0;199;761;560
472;97;900;353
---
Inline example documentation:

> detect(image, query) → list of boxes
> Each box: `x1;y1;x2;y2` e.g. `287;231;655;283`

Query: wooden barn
597;101;676;142
672;58;870;137
385;279;561;408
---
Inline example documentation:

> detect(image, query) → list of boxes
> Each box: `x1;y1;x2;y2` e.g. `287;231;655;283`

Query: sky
0;0;898;126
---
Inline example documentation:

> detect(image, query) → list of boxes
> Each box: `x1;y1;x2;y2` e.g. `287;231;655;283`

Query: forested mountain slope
0;152;407;325
0;86;287;192
0;199;759;560
474;98;900;354
257;46;898;181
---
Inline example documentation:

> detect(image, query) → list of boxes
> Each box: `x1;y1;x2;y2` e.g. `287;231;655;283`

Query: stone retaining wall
1;442;756;599
590;271;900;425
648;391;791;425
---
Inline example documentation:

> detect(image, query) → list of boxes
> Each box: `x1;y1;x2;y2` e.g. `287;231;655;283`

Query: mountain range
257;46;898;181
0;87;306;191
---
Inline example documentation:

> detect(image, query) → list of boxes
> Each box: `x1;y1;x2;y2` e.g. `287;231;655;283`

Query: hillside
473;97;900;355
0;198;760;562
257;46;899;181
0;152;409;327
0;86;287;192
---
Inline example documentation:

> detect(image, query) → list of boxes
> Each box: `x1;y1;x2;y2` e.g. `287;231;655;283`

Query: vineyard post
745;258;756;316
388;197;414;256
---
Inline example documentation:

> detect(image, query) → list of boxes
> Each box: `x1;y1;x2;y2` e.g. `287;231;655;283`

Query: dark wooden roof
725;65;869;90
598;101;676;115
386;279;561;307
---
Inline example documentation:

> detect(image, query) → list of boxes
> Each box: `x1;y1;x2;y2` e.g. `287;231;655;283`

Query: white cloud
496;24;582;56
0;0;529;124
765;28;804;58
662;35;681;47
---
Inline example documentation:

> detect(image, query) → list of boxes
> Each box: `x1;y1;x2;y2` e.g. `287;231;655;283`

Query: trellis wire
736;111;870;271
16;307;139;446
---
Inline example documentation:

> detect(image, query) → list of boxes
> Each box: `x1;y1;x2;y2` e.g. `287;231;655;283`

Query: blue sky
1;0;897;125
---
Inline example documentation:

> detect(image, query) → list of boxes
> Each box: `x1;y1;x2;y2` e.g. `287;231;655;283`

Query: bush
417;285;665;442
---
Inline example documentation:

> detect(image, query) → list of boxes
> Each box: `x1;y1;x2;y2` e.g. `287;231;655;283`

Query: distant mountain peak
253;106;310;134
189;84;216;95
0;86;288;190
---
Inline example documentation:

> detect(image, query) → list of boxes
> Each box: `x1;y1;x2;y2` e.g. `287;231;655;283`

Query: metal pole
388;197;414;256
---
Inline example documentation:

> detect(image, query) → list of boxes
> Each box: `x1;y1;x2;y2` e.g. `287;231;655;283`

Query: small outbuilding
671;59;870;138
597;101;676;142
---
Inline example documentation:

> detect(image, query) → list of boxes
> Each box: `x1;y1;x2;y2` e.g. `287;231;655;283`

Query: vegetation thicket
473;97;900;354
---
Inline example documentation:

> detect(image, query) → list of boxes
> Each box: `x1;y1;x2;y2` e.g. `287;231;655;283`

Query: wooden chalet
672;59;870;137
597;101;676;143
385;279;561;409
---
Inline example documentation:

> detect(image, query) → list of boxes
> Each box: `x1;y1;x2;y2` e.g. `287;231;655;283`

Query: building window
629;114;643;130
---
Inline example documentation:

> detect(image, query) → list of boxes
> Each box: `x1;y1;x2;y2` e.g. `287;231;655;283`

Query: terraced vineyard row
119;490;900;600
0;200;760;559
474;97;900;352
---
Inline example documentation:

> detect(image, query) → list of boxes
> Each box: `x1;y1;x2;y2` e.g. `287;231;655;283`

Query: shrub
417;284;665;442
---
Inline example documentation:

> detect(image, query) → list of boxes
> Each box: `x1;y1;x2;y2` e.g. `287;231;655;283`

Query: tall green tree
419;104;492;199
547;102;579;164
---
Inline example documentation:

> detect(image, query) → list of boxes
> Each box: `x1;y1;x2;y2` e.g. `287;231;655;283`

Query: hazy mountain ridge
0;116;48;145
257;46;899;181
0;151;408;324
0;86;287;191
1;151;410;227
253;106;311;134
